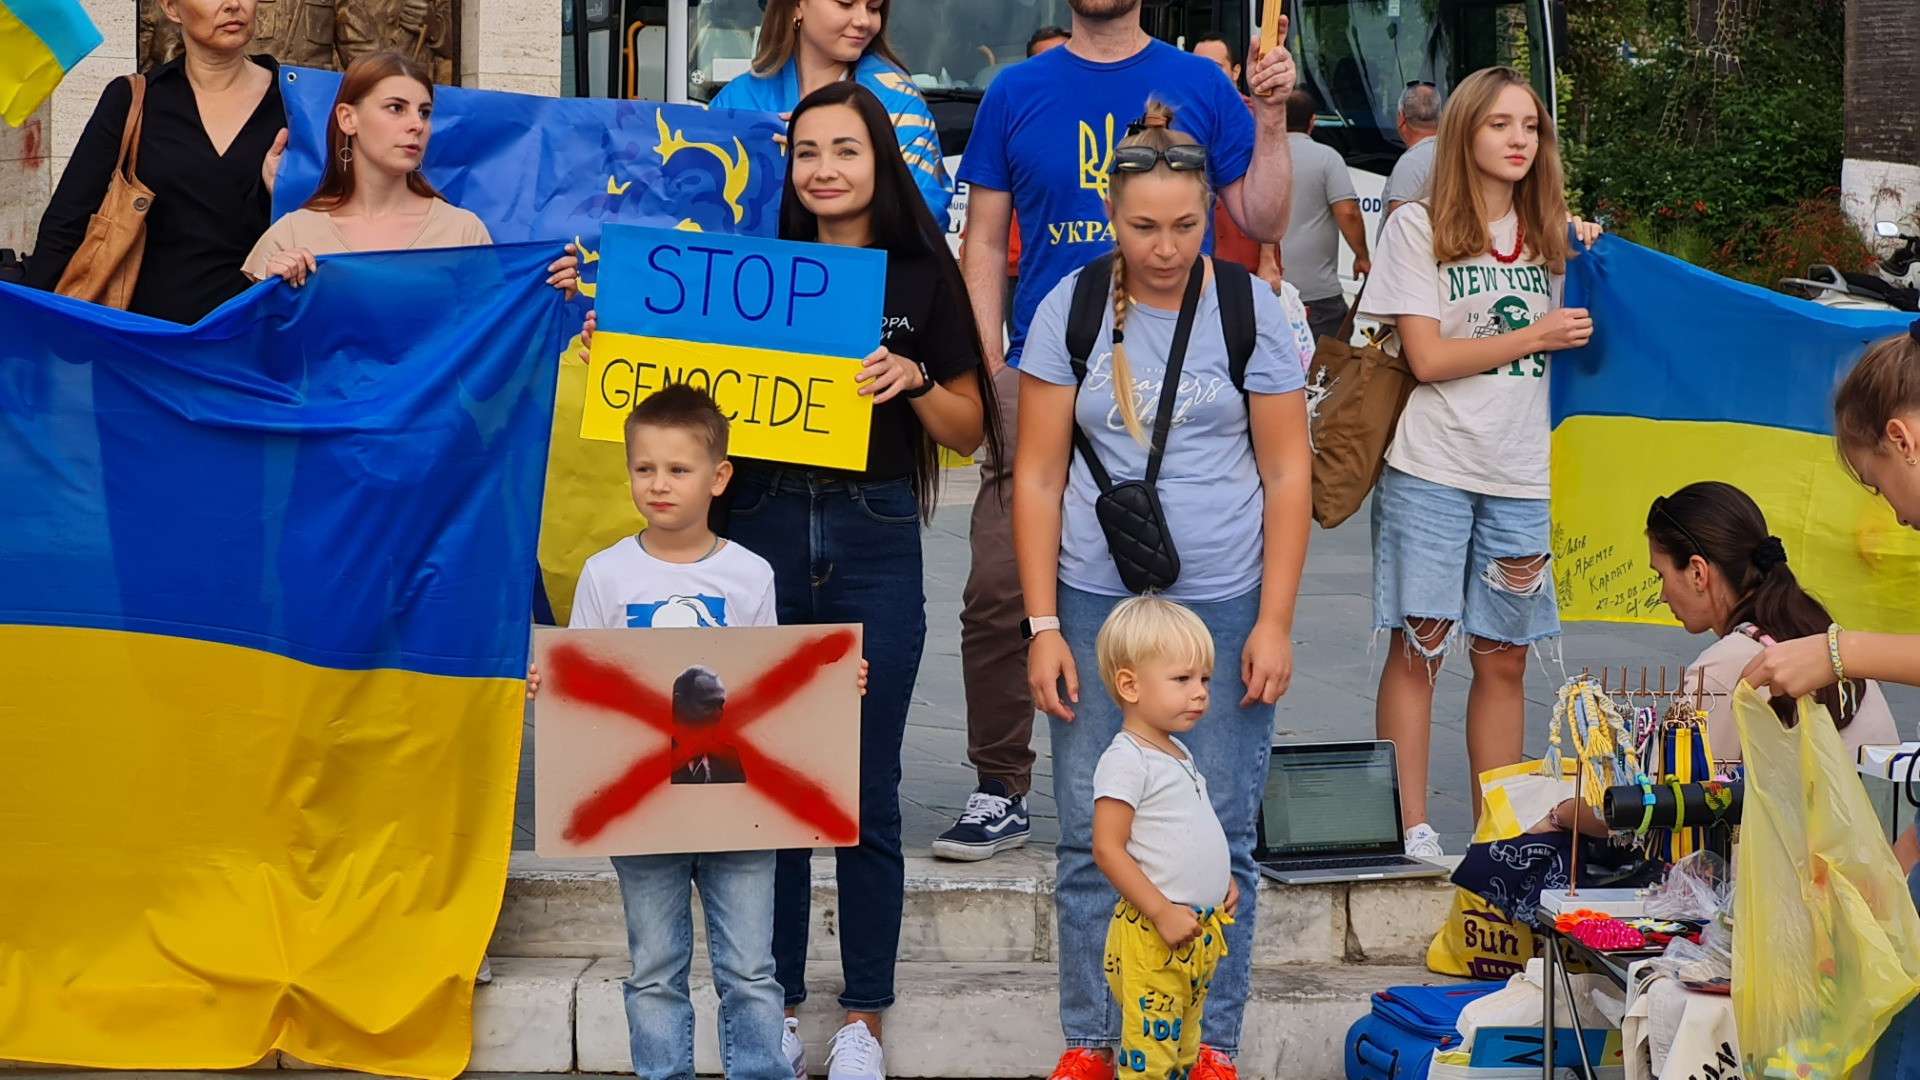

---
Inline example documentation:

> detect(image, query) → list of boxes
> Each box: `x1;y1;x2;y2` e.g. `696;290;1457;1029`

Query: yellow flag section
0;243;566;1078
0;627;520;1074
1548;237;1920;632
1551;417;1920;630
581;329;873;469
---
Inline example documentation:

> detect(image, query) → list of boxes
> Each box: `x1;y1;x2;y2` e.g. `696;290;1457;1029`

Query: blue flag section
1550;236;1920;631
0;245;566;1077
275;69;790;625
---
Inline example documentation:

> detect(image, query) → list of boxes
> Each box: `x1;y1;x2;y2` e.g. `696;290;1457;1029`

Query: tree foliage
1562;0;1853;282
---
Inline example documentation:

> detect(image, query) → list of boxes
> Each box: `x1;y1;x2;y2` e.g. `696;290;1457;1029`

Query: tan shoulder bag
56;75;155;310
1305;285;1418;529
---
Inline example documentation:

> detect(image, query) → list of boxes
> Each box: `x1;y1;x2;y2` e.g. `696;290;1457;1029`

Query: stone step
573;958;1452;1079
494;849;1458;969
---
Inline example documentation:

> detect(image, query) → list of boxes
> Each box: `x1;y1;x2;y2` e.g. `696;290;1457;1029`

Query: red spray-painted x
550;629;860;844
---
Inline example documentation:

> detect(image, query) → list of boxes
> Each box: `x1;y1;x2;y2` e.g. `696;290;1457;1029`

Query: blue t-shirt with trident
959;39;1256;365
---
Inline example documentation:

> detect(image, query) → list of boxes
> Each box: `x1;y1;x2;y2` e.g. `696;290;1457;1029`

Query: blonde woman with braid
1011;101;1311;1077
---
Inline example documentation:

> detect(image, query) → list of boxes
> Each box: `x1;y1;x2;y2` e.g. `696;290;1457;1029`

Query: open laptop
1254;740;1450;885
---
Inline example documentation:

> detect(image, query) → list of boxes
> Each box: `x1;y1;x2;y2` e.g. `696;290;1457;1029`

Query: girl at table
1644;480;1896;759
1742;324;1920;1080
243;52;576;293
720;81;996;1080
709;0;953;228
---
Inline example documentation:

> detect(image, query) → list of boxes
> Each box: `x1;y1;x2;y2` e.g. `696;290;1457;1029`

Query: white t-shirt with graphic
1093;732;1231;909
1360;203;1562;500
569;535;778;631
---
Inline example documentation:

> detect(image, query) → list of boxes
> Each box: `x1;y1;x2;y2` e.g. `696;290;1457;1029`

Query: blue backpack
1345;983;1503;1080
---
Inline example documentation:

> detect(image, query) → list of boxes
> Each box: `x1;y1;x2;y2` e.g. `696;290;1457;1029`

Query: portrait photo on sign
532;624;863;857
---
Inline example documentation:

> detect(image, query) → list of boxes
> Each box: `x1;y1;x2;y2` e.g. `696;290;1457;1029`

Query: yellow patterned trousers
1103;899;1233;1079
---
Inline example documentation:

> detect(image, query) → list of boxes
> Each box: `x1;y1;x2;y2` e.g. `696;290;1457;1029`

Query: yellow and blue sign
277;70;789;625
582;224;883;469
0;244;569;1078
1553;236;1920;632
0;0;99;124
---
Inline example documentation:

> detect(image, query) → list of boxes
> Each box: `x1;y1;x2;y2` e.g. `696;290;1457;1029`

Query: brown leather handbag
56;75;154;310
1306;285;1418;528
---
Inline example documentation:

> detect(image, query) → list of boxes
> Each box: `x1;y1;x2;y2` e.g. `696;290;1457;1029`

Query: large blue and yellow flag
0;244;567;1077
1552;237;1920;632
0;0;100;124
274;69;786;625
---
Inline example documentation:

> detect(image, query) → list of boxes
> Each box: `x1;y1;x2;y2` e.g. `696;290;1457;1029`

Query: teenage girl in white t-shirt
1358;66;1599;856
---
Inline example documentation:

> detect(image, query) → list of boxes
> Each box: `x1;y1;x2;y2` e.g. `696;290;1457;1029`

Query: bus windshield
691;0;1076;102
1291;0;1552;173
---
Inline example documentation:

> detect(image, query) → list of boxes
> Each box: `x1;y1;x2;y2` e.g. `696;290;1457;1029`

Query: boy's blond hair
1094;596;1216;701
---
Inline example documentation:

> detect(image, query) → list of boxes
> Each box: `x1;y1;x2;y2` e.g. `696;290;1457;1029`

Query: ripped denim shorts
1370;465;1560;658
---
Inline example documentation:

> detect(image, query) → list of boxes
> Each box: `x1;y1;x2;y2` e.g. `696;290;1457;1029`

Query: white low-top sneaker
783;1016;807;1079
824;1021;885;1080
1405;823;1446;858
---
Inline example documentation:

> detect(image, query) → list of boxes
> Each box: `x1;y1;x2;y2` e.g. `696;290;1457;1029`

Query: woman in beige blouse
245;50;576;292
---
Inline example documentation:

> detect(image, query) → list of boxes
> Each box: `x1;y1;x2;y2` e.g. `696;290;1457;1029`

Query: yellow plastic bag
1732;684;1920;1078
1427;762;1559;979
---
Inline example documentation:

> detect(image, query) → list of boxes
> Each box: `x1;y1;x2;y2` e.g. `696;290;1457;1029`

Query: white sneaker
1405;823;1446;858
783;1016;807;1079
824;1021;885;1080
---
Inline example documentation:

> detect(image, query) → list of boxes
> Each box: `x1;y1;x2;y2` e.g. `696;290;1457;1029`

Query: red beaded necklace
1491;221;1526;264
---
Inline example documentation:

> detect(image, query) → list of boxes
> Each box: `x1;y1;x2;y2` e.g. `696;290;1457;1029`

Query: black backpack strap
1065;252;1118;383
1210;257;1257;394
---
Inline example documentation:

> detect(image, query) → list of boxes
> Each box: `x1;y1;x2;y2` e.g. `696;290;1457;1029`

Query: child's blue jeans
611;851;788;1080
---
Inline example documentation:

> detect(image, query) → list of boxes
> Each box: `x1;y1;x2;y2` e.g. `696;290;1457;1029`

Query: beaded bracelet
1829;623;1847;683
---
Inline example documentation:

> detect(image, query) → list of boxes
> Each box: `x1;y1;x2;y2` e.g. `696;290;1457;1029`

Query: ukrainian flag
274;69;788;626
1553;237;1920;633
0;0;99;125
0;244;567;1077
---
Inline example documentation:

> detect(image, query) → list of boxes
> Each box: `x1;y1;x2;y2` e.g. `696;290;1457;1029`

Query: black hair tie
1752;535;1788;572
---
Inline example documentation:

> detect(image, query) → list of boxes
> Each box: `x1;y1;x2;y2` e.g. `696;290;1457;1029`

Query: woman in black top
26;0;286;323
727;81;998;1075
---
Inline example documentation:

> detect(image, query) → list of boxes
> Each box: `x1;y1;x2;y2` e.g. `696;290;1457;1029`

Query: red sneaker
1048;1049;1117;1080
1191;1045;1239;1080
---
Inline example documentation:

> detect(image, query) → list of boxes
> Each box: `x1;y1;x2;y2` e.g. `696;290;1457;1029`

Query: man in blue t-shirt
938;1;1297;1076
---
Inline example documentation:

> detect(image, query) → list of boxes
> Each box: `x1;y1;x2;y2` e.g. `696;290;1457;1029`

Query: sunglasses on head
1649;497;1705;561
1111;144;1208;173
1407;79;1436;88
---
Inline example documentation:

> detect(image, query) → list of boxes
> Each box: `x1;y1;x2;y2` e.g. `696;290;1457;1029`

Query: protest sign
533;625;863;857
581;224;885;470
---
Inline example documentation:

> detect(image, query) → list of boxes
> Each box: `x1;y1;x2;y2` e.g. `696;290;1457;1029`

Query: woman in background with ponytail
1645;480;1897;760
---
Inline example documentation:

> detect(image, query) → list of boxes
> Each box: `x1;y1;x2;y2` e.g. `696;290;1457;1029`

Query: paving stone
1344;875;1459;964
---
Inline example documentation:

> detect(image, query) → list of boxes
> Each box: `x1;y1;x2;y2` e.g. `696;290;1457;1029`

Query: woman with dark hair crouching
1645;479;1897;758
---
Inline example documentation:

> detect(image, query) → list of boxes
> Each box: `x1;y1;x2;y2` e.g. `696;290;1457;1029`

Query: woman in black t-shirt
726;80;999;1073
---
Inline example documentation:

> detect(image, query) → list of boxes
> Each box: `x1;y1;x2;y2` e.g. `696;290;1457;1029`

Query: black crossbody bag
1065;258;1207;595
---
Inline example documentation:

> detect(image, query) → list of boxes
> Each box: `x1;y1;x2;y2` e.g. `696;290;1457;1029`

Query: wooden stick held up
1254;2;1283;97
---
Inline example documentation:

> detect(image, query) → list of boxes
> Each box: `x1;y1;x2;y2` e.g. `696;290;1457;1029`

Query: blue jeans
1871;863;1920;1080
1371;466;1559;653
1051;582;1275;1056
725;466;926;1012
611;851;787;1080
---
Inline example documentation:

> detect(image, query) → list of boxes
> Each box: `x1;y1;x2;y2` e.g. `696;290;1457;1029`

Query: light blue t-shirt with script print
959;40;1255;366
1020;266;1305;604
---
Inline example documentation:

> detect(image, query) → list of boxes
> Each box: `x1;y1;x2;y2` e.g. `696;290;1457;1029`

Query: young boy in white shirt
1090;597;1240;1079
528;384;790;1079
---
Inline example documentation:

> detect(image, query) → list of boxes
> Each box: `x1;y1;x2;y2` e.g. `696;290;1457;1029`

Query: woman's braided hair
1103;100;1211;446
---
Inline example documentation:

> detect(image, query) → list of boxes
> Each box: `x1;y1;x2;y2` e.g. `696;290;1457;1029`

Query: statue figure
138;0;455;84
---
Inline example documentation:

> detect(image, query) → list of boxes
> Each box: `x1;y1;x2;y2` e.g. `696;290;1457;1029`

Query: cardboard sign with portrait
532;624;863;858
